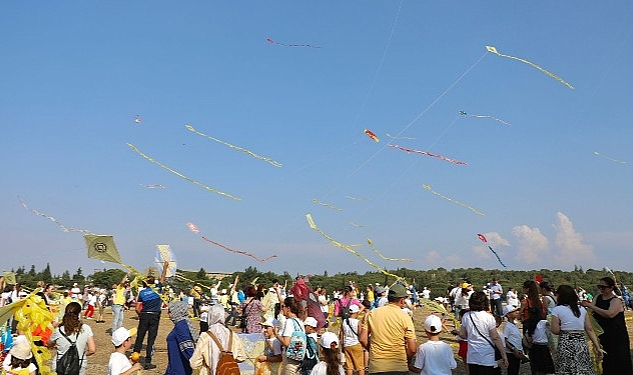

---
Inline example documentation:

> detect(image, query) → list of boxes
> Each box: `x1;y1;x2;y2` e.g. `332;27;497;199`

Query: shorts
344;343;365;371
458;340;468;360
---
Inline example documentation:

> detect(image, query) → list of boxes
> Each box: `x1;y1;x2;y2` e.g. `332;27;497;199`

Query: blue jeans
112;304;124;331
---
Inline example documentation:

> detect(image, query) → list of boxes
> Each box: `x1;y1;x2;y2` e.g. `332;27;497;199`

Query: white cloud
511;225;550;264
424;250;442;266
552;212;596;267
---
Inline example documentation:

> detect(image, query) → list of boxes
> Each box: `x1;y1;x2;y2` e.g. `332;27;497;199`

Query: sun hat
320;331;339;348
304;317;318;328
388;284;408;299
503;305;519;317
112;327;137;346
9;341;33;360
424;315;443;333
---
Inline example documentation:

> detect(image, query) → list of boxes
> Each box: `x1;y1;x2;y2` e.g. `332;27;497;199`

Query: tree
196;268;208;280
90;269;126;289
72;268;85;284
28;265;37;277
37;263;52;283
60;270;71;286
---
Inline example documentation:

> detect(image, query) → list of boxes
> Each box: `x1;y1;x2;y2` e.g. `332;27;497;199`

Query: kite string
367;238;412;262
201;236;277;263
18;196;93;234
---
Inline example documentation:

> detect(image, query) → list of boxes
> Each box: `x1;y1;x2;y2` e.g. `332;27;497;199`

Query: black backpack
339;298;352;320
56;329;84;375
299;336;318;375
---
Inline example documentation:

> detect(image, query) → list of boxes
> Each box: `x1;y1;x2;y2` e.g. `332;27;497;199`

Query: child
301;317;319;375
341;305;364;375
108;327;143;375
96;289;107;323
310;332;345;375
450;309;468;375
256;318;283;375
502;305;527;375
410;315;456;375
2;339;36;375
199;304;210;332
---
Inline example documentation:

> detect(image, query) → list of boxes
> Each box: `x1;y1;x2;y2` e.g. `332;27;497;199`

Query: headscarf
168;301;199;342
207;304;227;326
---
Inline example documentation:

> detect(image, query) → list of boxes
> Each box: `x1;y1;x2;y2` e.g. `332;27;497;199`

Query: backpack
339;298;352;320
299;336;318;375
206;331;240;375
284;318;306;361
56;328;84;375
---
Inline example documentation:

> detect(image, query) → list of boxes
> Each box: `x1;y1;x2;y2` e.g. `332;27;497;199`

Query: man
489;277;503;317
360;284;417;375
111;274;129;333
132;262;168;370
190;283;203;317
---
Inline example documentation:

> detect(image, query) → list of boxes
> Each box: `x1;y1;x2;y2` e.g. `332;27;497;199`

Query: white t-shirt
489;283;502;300
505;291;519;307
309;361;345;375
88;294;97;306
281;317;304;337
502;321;523;352
533;320;548;344
318;295;328;313
2;354;38;373
463;311;498;367
342;318;360;347
421;289;431;299
108;352;132;375
50;324;94;373
455;291;473;310
413;340;456;375
552;305;587;331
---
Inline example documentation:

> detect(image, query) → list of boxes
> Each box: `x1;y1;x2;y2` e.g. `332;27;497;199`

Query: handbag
469;313;503;361
239;299;253;331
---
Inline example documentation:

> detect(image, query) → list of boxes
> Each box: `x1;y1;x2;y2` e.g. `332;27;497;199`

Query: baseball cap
503;305;519;317
424;315;443;333
304;317;318;328
320;331;339;348
388;284;408;299
112;327;137;346
461;283;471;289
349;304;360;313
9;341;33;360
262;317;279;327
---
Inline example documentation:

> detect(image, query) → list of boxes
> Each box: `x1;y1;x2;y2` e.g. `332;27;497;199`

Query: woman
459;291;508;374
241;285;266;334
274;297;306;375
505;287;519;308
333;286;364;318
551;285;603;375
310;332;344;375
454;283;473;315
581;277;633;375
190;305;246;375
47;302;96;375
165;301;198;375
519;280;545;339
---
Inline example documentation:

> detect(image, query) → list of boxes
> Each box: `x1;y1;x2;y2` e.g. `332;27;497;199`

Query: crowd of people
1;274;632;375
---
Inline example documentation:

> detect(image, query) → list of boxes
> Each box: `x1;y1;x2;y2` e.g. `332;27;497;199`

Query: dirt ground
78;305;633;375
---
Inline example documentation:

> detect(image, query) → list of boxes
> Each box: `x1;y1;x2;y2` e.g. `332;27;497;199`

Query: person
519;280;545;343
83;290;96;319
274;296;306;375
333;286;364;319
318;288;330;327
242;285;266;334
47;301;97;375
551;284;603;375
359;283;417;375
505;287;519;308
458;291;508;374
132;263;168;370
538;281;558;356
2;339;37;375
528;316;555;375
225;275;240;326
581;276;633;375
96;289;107;323
341;304;364;375
190;305;246;375
190;283;203;318
365;285;374;307
111;274;129;332
488;278;503;317
262;280;282;320
501;305;525;375
454;283;473;316
310;332;345;375
409;314;456;375
165;301;198;375
109;326;144;375
256;317;283;375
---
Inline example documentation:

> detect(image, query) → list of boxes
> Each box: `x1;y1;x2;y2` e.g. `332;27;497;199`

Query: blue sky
2;2;632;278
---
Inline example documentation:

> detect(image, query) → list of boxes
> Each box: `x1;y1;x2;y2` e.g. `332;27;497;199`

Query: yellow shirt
366;290;375;303
365;303;415;372
113;285;126;305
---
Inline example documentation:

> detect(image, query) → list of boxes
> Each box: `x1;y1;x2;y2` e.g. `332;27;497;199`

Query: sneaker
144;363;157;370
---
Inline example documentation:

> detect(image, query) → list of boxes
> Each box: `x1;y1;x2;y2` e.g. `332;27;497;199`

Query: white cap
349;304;360;313
503;305;519;317
304;317;318;328
320;331;339;348
111;327;137;346
424;315;442;334
262;317;279;327
9;341;32;360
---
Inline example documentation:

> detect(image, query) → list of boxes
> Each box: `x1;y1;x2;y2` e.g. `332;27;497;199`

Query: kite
185;125;282;168
266;38;321;49
201;236;277;263
84;234;124;265
386;133;416;140
305;214;404;281
134;115;142;123
186;222;200;234
311;198;342;212
485;45;574;90
422;185;485;216
593;151;627;164
155;244;177;278
459;111;511;126
389;144;468;165
3;272;16;285
349;222;365;228
364;129;380;143
140;184;166;189
18;196;93;234
345;195;371;201
367;238;412;262
127;143;242;201
477;233;507;268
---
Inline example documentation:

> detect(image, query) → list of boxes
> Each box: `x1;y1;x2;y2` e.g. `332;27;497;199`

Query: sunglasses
596;285;612;290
